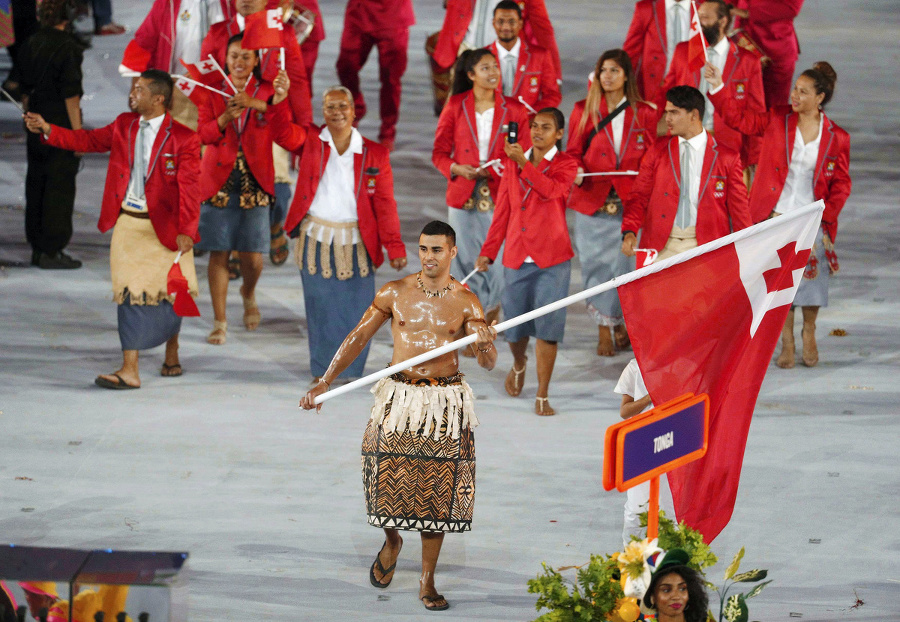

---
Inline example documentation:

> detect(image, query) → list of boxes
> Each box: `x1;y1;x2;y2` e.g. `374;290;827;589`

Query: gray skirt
501;261;570;342
573;210;633;326
118;292;182;351
793;227;830;308
448;207;504;311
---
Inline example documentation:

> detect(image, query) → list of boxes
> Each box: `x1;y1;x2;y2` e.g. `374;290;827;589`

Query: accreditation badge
123;192;148;212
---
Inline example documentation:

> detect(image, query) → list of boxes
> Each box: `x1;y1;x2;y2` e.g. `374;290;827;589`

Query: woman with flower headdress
642;549;709;622
706;60;851;369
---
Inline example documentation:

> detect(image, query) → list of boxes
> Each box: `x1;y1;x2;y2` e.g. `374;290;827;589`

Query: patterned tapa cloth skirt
793;227;830;307
362;373;479;533
448;205;504;312
573;200;633;327
110;212;199;350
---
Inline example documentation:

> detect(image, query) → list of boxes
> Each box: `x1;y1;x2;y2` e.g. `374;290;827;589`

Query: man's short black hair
420;221;456;246
141;69;174;110
494;0;522;18
666;85;705;120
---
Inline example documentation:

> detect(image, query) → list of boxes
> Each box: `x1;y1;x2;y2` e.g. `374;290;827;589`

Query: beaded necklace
417;272;455;298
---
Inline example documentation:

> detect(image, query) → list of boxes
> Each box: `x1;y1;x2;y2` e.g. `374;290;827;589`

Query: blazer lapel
462;92;480;151
698;134;718;199
785;112;798;164
668;136;681;187
653;0;667;51
813;113;835;188
722;40;739;85
354;145;367;200
146;114;172;179
488;95;509;157
514;39;531;94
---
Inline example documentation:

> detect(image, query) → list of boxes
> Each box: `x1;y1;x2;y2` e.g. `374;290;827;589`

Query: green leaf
745;580;772;599
723;593;749;622
732;569;768;583
724;548;745;580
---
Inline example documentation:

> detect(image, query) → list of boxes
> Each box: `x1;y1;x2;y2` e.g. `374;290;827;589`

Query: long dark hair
225;33;262;82
578;49;641;137
451;48;495;96
800;61;837;108
642;565;709;622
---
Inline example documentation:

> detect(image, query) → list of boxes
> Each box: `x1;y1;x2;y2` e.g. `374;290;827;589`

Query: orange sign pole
648;476;660;539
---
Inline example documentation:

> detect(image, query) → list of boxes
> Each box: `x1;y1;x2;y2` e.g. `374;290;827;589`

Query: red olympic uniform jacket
622;134;752;251
432;91;531;209
487;39;561;113
264;99;406;268
42;112;201;250
732;0;803;65
708;90;851;241
566;99;658;215
623;0;677;105
661;39;764;165
200;14;312;125
480;149;578;269
197;77;277;200
433;0;561;82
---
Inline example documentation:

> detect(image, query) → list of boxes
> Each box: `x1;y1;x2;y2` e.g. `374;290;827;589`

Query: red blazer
623;0;671;105
123;0;232;73
566;98;657;215
432;91;531;209
200;16;312;125
343;0;414;33
265;100;406;268
42;112;201;250
733;0;803;63
433;0;562;82
661;39;764;165
708;91;852;241
488;39;561;113
481;150;578;269
197;77;276;200
622;134;752;251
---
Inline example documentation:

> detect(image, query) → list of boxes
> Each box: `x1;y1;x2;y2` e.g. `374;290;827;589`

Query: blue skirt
196;192;270;254
118;292;182;351
300;239;375;378
573;210;633;326
447;207;504;311
501;260;570;343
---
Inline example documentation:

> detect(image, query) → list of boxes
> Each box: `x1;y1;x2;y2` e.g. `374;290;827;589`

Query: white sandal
504;358;526;397
535;397;556;416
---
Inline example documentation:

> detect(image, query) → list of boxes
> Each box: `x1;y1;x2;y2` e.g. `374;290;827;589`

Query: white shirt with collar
774;114;824;215
308;126;365;243
463;0;502;49
676;130;708;229
608;95;628;157
495;38;522;96
519;145;558;263
475;107;495;163
665;0;691;69
172;0;224;70
127;112;166;199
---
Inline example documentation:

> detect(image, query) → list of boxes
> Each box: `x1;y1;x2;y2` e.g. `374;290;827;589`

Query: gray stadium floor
0;1;897;620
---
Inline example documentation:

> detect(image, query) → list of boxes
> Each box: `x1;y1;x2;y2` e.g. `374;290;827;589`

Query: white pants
623;475;677;547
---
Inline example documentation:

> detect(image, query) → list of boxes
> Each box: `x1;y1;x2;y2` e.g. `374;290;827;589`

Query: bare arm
464;310;498;371
64;95;82;130
620;394;652;419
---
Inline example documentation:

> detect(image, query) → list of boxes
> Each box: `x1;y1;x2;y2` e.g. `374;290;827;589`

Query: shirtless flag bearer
301;220;498;612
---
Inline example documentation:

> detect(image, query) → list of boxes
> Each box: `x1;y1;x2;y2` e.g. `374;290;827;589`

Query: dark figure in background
2;0;39;100
13;0;87;269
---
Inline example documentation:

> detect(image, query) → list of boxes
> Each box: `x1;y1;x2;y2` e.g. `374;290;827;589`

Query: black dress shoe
38;251;82;269
31;250;41;266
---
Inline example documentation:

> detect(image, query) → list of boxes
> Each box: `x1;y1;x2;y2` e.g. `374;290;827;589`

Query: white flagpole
517;95;538;115
580;171;639;177
458;268;479;286
172;75;232;98
208;54;238;93
1;86;25;113
314;201;825;405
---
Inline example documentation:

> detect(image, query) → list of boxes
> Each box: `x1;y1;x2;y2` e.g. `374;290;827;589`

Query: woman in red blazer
708;61;851;368
432;48;530;324
196;33;276;345
476;108;577;416
566;49;657;356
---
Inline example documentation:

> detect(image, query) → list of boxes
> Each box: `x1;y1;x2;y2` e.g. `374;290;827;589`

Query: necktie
672;4;684;46
676;142;693;229
200;0;210;37
503;55;516;96
700;48;717;129
474;0;489;47
133;120;150;199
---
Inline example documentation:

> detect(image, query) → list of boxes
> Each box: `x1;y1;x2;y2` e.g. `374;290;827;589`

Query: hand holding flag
167;253;201;318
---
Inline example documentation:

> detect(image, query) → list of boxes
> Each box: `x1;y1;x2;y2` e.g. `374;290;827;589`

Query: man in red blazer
622;86;751;259
623;0;692;106
24;70;201;390
660;0;764;166
200;0;312;125
335;0;415;151
487;1;560;115
732;0;804;107
433;0;561;83
267;73;407;382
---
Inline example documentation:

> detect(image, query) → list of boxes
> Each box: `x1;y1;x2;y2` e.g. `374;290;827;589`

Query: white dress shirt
308;127;364;243
700;36;730;130
675;130;708;229
495;38;521;96
475;107;495;163
172;0;224;70
774;115;823;215
127;113;165;199
609;95;628;157
463;0;502;49
665;0;691;70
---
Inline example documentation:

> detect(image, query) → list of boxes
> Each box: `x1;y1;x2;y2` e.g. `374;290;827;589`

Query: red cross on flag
174;77;208;107
617;200;824;542
687;1;709;73
243;8;284;50
180;57;220;86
